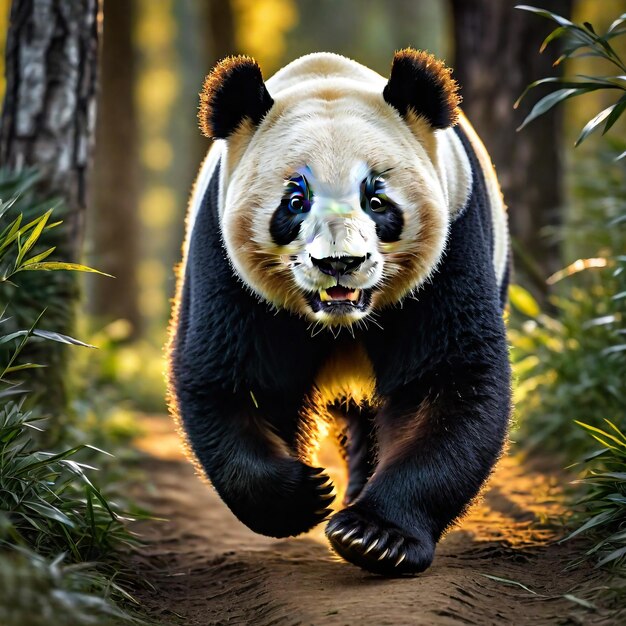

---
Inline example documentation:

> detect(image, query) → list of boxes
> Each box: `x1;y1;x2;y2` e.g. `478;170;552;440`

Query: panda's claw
325;506;435;576
315;507;333;517
363;538;380;555
315;480;334;493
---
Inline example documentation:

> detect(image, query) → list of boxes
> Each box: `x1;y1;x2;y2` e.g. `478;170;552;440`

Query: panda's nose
311;255;366;277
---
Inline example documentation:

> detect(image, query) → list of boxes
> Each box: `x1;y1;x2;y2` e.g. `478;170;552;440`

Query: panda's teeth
319;287;361;303
345;289;360;302
319;289;332;302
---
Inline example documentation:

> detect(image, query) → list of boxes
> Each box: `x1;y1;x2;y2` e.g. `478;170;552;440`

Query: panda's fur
168;50;511;576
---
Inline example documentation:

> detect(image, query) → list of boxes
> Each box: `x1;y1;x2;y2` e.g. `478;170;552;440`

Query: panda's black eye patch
360;173;403;242
270;174;313;245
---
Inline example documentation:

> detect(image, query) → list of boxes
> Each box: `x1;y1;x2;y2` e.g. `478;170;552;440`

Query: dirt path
131;416;618;626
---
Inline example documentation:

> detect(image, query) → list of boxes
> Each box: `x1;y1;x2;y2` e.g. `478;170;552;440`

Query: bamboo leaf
598;472;626;480
575;104;616;146
579;74;626;88
602;419;626;443
518;88;585;130
562;595;597;610
540;26;569;52
575;421;626;449
3;363;46;373
515;5;576;28
14;209;52;268
0;330;29;345
609;13;626;32
514;77;615;109
564;510;614;541
603;344;626;355
0;215;23;253
0;195;19;220
22;501;75;528
31;329;95;348
604;95;626;134
597;546;626;567
21;246;56;266
480;573;547;596
15;262;113;277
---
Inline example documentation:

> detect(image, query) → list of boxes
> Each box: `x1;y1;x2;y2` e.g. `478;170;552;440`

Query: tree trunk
89;0;141;337
0;0;100;427
206;0;237;62
451;0;573;297
193;0;237;167
0;0;99;259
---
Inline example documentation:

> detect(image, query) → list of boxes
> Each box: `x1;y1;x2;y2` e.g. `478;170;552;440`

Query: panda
168;49;511;576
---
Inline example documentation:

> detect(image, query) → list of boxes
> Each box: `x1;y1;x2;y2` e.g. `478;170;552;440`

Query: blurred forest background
0;0;626;380
0;0;622;415
0;0;625;624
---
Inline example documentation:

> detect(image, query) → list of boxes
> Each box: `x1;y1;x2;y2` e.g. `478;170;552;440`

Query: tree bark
89;0;141;336
206;0;237;62
451;0;573;296
0;0;99;259
193;0;237;167
0;0;100;427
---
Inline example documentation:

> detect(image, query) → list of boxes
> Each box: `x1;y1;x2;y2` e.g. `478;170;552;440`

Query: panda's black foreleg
178;387;335;538
325;366;510;575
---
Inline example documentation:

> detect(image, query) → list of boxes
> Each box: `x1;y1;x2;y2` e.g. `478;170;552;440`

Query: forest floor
130;415;621;626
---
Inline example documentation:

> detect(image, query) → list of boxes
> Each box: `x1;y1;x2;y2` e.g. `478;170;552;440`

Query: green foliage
0;551;139;626
510;283;625;455
511;146;626;454
511;141;626;454
514;6;626;586
0;406;137;561
566;420;626;573
0;174;145;625
0;170;111;428
78;320;168;417
0;193;105;284
1;171;74;332
0;411;141;625
515;5;626;154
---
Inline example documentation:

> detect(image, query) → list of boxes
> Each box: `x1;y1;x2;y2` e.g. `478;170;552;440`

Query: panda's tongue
320;286;360;302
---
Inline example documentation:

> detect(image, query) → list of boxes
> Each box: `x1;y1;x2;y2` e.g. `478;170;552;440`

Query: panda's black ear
199;56;274;139
383;48;461;130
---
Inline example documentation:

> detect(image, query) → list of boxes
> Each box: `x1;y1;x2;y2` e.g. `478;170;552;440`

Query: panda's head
200;50;465;327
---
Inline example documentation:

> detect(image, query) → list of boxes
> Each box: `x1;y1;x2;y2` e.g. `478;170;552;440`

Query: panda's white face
219;80;452;328
276;160;406;325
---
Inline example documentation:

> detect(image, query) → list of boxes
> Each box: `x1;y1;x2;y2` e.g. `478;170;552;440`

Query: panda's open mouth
320;286;361;303
307;286;371;313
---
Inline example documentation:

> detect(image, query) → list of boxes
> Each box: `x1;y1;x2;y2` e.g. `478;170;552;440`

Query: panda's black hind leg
328;402;377;506
326;365;509;576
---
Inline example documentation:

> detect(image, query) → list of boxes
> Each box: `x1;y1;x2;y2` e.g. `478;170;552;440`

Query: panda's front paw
326;506;435;576
229;460;335;538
